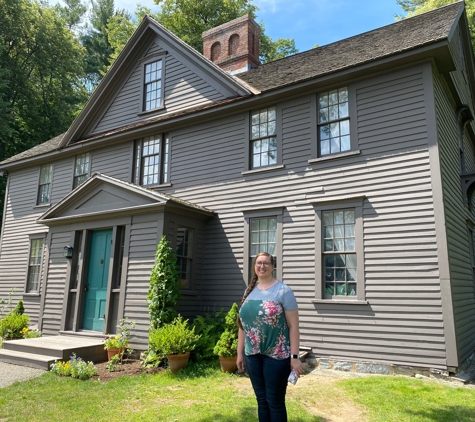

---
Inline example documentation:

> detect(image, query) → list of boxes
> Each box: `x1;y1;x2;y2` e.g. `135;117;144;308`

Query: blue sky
52;0;405;53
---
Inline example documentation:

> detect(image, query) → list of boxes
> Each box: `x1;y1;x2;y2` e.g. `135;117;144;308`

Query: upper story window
318;87;350;156
144;59;163;111
73;153;90;188
176;227;194;290
26;237;44;293
251;107;277;169
37;164;52;205
134;134;169;186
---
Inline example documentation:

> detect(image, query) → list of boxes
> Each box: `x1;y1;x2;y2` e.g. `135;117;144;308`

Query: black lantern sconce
63;246;74;259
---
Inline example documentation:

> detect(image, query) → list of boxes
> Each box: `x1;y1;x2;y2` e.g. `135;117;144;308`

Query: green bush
50;353;97;380
12;300;24;315
149;315;201;357
213;303;239;357
192;310;225;361
0;312;29;339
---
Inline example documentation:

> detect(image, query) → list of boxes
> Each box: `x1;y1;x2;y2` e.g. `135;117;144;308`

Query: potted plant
104;318;136;360
149;315;201;372
213;303;239;373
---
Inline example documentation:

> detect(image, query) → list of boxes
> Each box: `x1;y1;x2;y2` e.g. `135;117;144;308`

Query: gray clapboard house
1;1;475;374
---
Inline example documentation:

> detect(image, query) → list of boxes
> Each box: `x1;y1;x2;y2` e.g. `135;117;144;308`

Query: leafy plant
104;318;136;350
22;327;42;338
0;312;29;339
192;310;225;361
106;354;121;372
0;288;17;317
147;236;182;330
50;353;97;380
213;303;239;357
12;300;24;315
149;315;201;357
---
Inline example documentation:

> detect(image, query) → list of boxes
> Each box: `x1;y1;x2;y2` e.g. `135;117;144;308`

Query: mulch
91;358;163;382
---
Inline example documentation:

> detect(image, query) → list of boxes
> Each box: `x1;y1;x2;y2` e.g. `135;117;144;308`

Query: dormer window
144;59;163;111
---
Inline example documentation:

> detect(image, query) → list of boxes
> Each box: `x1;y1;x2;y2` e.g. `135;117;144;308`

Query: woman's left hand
291;358;304;377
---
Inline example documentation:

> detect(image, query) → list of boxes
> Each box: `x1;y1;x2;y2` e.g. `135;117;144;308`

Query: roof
0;1;464;168
238;2;462;92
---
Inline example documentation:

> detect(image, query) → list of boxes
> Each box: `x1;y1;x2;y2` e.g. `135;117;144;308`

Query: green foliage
192;309;225;360
148;236;181;331
0;312;29;339
0;288;16;317
149;315;201;357
259;23;298;63
103;318;136;350
12;300;24;315
106;354;121;372
22;327;42;338
213;303;239;357
50;353;97;380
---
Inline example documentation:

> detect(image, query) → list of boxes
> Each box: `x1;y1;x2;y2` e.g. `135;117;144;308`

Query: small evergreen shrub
12;300;24;315
213;303;239;357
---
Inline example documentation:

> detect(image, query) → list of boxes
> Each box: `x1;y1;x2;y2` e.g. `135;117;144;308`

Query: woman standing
237;252;303;422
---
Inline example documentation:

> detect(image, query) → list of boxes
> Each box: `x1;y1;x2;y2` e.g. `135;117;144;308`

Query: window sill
143;182;172;189
308;150;361;165
137;105;165;117
242;164;285;176
311;299;368;305
34;204;51;209
23;292;41;297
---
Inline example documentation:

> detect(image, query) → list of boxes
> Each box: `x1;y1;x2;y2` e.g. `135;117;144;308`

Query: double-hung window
243;208;283;281
250;107;277;169
318;87;350;156
144;59;163;111
73;153;90;188
134;134;169;186
26;237;44;293
313;198;365;302
176;227;194;290
37;164;52;205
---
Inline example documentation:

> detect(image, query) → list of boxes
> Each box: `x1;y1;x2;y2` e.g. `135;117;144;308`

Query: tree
55;0;87;30
0;0;86;229
106;0;298;68
397;0;475;52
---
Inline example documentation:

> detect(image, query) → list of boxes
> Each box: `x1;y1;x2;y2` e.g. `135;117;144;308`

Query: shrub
12;300;24;315
148;236;181;330
192;310;225;361
213;303;239;357
104;318;136;350
0;313;29;339
22;327;42;338
149;315;201;357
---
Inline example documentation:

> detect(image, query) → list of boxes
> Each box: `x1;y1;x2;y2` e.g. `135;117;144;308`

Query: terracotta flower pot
219;356;237;373
107;347;124;360
167;351;190;372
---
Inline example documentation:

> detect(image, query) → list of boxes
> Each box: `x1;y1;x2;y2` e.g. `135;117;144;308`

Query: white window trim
311;196;367;304
138;53;167;115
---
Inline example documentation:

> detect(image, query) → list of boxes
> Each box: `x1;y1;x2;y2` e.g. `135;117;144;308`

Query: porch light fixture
63;246;74;259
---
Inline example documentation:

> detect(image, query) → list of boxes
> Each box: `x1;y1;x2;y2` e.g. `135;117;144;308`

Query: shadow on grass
406;405;475;422
195;408;322;422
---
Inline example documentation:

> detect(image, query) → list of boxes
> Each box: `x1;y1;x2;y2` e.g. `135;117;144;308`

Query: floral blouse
239;281;298;360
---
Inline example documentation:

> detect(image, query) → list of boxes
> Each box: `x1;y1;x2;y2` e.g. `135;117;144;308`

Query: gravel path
0;362;45;388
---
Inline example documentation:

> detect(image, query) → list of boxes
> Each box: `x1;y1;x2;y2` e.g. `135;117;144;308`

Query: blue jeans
244;354;291;422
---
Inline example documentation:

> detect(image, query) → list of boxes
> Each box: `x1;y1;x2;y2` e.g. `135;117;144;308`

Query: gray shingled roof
238;2;462;92
0;2;462;167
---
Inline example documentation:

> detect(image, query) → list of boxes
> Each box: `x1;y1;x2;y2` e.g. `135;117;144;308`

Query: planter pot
167;352;190;373
107;348;125;360
219;356;237;373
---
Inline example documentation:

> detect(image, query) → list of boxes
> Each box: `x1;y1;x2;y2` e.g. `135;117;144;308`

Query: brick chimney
202;15;260;75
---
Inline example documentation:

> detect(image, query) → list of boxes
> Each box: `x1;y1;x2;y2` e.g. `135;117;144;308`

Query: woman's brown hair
237;252;274;329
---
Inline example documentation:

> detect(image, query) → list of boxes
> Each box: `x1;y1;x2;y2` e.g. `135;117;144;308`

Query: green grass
340;375;475;422
1;362;475;422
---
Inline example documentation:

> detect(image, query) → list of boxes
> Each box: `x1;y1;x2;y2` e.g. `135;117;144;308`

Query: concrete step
0;336;108;369
0;349;56;370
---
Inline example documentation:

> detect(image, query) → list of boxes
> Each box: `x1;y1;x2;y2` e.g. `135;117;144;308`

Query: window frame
312;197;366;303
37;164;53;205
133;134;170;186
73;153;90;189
309;85;359;163
243;105;284;174
139;54;166;114
243;207;284;283
25;235;46;293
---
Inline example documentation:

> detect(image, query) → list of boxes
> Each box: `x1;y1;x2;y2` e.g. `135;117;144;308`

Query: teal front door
83;229;112;331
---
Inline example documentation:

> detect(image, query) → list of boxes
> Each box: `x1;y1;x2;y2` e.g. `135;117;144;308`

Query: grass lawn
0;361;474;422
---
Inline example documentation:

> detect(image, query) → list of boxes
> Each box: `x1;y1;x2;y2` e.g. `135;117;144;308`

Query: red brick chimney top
202;15;260;75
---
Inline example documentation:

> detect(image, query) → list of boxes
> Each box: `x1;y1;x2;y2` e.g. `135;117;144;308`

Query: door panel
83;229;112;331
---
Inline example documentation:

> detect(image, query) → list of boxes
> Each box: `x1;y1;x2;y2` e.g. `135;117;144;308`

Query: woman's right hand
237;354;245;372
